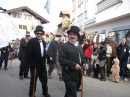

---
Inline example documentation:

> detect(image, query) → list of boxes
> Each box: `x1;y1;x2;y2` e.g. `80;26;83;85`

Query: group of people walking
1;24;130;97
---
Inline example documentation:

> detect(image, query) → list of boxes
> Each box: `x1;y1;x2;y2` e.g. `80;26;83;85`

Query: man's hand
50;57;52;60
83;64;88;70
75;64;81;70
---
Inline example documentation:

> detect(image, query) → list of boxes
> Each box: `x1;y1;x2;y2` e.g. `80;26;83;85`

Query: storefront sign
76;16;96;27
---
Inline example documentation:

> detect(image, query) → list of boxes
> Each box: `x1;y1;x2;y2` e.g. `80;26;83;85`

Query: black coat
18;38;27;58
98;46;106;61
117;43;130;61
47;40;61;63
26;38;46;69
79;35;85;45
59;42;86;81
0;44;11;54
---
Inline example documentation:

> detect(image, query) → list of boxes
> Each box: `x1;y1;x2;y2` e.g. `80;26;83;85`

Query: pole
80;68;83;97
32;68;36;97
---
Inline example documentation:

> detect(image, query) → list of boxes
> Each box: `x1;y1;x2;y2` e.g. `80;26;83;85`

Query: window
12;13;22;18
28;15;32;20
113;30;130;45
23;14;27;19
19;25;22;29
30;26;33;31
23;25;27;30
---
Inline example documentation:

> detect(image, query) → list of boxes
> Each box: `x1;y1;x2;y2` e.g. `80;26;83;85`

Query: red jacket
84;45;92;58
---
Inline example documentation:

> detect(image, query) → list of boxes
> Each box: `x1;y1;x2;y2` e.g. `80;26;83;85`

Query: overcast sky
0;0;71;32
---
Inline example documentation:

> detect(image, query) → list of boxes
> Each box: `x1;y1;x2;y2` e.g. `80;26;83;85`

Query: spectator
105;41;112;77
105;32;113;41
110;36;118;71
117;38;129;81
83;39;92;76
79;31;86;45
98;41;106;81
93;31;101;45
91;43;99;78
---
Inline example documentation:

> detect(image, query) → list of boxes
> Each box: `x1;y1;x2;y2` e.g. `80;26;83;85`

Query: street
0;59;130;97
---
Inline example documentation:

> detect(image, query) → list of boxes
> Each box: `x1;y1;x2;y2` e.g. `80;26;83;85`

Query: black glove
30;63;36;68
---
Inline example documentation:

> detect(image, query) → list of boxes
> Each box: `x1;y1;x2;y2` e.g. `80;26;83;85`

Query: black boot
99;67;106;81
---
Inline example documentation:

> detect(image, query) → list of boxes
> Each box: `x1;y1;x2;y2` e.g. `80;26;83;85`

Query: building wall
71;0;130;30
9;11;41;37
84;16;130;34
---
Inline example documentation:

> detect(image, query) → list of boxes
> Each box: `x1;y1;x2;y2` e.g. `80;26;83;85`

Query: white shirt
106;45;112;57
39;40;44;57
93;36;97;43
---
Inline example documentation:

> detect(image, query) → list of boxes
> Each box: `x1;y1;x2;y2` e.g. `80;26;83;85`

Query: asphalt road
0;59;130;97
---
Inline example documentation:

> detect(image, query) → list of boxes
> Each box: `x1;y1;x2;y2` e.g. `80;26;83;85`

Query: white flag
0;13;22;48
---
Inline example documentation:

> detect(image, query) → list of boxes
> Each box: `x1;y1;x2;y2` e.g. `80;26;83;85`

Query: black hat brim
34;30;44;34
67;30;80;38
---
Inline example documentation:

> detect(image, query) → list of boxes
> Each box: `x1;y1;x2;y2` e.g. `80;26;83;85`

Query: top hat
55;34;62;37
25;31;31;36
34;25;44;34
67;26;80;38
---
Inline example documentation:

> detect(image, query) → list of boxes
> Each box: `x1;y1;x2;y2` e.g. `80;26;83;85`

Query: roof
6;6;49;24
59;11;70;17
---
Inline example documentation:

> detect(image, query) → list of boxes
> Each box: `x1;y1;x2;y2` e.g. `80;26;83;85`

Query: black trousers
19;57;29;77
48;60;54;74
106;57;111;76
0;53;9;68
64;80;77;97
93;64;99;77
77;71;81;90
29;66;48;96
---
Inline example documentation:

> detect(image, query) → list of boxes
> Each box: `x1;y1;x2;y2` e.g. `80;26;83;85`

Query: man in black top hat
26;25;51;97
47;34;63;80
59;26;88;97
18;31;31;79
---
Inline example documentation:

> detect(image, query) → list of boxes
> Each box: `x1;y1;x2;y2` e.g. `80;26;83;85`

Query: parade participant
59;26;88;97
18;31;31;80
27;25;51;97
0;44;11;70
47;34;63;80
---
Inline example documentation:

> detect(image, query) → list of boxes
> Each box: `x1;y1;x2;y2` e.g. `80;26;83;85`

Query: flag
44;0;51;14
0;13;22;48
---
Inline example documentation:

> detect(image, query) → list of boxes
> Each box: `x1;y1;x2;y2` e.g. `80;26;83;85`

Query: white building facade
7;6;49;39
71;0;130;44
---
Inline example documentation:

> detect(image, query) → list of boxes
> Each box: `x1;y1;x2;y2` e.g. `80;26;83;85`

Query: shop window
114;30;130;45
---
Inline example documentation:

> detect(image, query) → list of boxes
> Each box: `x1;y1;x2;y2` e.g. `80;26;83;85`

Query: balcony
97;0;123;13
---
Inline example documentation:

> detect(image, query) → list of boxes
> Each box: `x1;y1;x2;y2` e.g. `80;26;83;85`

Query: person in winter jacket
83;39;92;76
117;38;130;81
91;43;99;78
98;41;106;81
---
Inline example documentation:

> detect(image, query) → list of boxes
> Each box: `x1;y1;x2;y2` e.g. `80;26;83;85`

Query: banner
0;13;22;48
